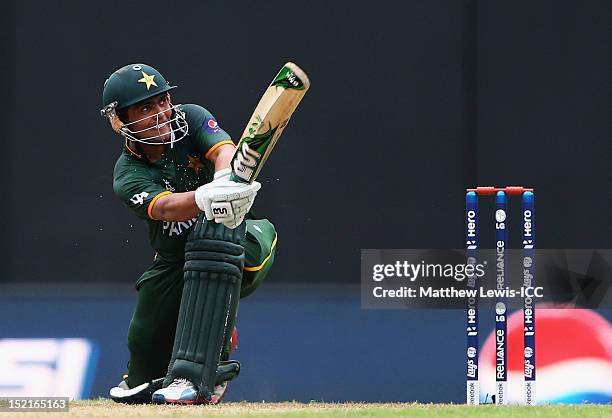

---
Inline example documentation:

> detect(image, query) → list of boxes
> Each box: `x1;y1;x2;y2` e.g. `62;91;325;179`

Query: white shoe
152;378;200;404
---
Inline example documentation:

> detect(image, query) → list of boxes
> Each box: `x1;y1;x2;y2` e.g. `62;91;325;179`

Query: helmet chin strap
127;138;150;163
110;114;124;134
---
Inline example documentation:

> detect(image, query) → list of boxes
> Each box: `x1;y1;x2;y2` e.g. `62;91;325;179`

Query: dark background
2;0;611;283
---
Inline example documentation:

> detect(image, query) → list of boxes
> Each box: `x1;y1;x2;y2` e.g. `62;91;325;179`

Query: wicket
465;186;536;405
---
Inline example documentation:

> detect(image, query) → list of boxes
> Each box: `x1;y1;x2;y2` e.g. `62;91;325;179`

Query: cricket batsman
100;63;277;404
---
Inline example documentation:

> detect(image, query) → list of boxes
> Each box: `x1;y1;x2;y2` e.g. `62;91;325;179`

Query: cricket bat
230;62;310;183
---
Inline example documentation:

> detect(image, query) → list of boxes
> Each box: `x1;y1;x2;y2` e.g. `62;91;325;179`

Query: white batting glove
195;168;260;229
212;167;231;181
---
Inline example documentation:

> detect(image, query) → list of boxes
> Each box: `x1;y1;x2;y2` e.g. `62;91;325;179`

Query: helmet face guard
100;63;188;147
101;99;188;147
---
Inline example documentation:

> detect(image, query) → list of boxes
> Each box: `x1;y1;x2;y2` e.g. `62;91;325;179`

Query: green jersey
113;104;233;261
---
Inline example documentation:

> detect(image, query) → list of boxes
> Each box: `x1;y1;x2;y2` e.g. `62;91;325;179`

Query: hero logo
233;142;261;182
523;209;534;249
466;210;477;249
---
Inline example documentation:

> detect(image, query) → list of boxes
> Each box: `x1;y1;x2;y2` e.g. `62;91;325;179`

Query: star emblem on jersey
186;155;204;174
138;71;158;90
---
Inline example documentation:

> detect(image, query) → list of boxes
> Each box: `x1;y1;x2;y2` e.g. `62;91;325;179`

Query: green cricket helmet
100;63;188;146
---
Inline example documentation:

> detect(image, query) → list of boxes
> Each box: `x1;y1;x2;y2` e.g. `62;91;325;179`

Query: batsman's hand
195;168;260;229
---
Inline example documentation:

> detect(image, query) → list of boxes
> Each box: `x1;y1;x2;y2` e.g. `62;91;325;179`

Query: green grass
26;399;606;418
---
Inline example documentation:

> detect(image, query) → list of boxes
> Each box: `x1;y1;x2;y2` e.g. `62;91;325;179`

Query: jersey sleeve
182;104;234;159
113;158;171;221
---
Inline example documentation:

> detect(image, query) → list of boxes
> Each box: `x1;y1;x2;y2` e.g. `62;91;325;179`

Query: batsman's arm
149;191;199;221
149;143;238;221
207;143;236;172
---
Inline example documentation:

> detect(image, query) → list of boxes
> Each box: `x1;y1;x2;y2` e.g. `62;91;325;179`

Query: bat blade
230;62;310;183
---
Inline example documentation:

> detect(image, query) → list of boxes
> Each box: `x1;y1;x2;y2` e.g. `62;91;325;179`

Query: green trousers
126;219;276;387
